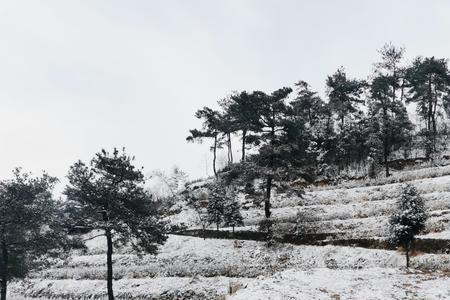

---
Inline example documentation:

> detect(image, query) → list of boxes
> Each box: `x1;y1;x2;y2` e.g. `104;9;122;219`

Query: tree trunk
264;176;272;219
241;129;247;162
264;108;276;239
392;66;397;102
227;133;233;164
266;109;275;220
400;80;405;102
432;85;438;135
384;154;390;177
427;78;433;133
232;226;235;233
432;86;439;155
1;239;8;300
0;278;5;300
216;223;219;232
265;177;273;244
264;175;273;243
213;134;218;178
105;229;114;300
405;242;410;268
383;137;390;177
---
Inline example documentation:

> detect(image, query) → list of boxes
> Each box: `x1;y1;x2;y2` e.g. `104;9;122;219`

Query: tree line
187;43;450;237
188;43;450;178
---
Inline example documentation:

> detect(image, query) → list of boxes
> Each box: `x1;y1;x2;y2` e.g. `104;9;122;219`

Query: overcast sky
1;0;450;193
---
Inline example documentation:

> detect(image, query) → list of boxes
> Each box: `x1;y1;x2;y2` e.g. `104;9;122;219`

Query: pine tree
64;148;167;300
288;81;330;167
186;107;223;178
256;88;293;220
223;192;243;233
207;185;226;231
374;42;406;103
305;102;336;169
389;184;427;268
215;101;237;166
405;56;450;158
291;80;325;126
220;91;262;162
332;112;371;170
326;67;367;126
325;68;368;171
221;87;309;241
0;169;69;300
232;87;296;240
368;75;413;177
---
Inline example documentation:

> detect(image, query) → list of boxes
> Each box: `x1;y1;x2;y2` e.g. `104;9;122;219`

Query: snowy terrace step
28;235;450;283
172;230;450;255
304;164;450;192
292;211;450;238
271;175;450;208
246;194;450;227
238;210;450;241
10;276;232;300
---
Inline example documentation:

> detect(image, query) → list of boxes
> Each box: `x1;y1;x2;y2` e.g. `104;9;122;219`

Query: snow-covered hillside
9;165;450;299
173;165;450;241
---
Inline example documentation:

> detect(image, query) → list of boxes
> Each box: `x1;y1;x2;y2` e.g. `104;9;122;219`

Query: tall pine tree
374;42;406;102
326;67;367;126
368;75;413;177
187;107;223;178
255;87;293;221
405;56;450;157
65;148;167;300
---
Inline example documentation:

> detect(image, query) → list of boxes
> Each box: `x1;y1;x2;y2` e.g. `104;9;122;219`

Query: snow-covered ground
12;268;450;300
9;165;450;299
9;234;450;299
231;268;450;300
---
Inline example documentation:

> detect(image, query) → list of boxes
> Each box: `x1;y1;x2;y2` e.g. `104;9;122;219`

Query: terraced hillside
174;165;450;241
9;165;450;299
265;168;450;240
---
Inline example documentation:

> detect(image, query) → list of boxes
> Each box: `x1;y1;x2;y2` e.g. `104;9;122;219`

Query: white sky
1;0;450;194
